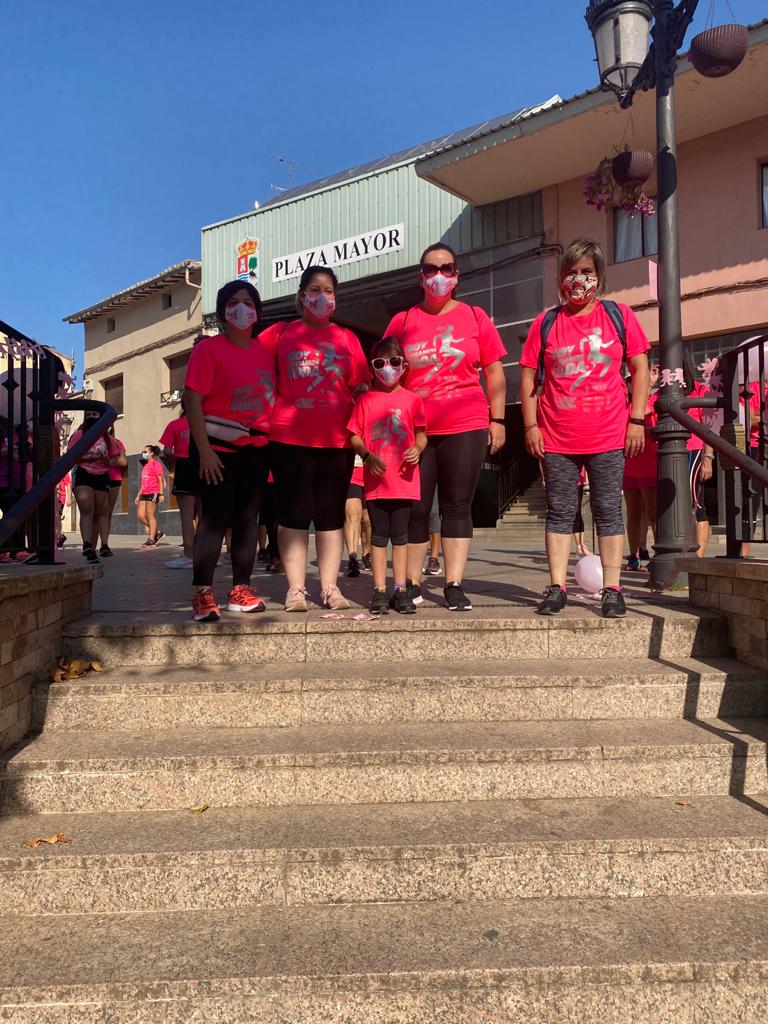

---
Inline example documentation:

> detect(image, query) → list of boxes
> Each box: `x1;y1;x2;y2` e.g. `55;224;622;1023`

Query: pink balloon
573;554;603;594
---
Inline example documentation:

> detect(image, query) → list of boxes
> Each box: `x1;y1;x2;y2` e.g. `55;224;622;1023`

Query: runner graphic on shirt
370;409;407;450
307;341;344;392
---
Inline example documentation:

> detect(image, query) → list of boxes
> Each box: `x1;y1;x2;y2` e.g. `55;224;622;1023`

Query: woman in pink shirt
98;426;126;558
160;405;197;569
134;445;165;547
260;266;369;612
384;243;507;612
185;280;275;622
520;238;650;617
68;410;113;564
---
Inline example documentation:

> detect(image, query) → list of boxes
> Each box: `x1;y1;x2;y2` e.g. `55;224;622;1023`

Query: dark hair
78;411;101;433
215;280;263;338
143;444;161;457
420;241;458;267
370;336;405;363
298;265;338;293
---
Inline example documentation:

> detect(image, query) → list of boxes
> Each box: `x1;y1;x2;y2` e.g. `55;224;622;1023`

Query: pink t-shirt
347;387;426;501
140;459;165;495
520;302;650;455
687;382;708;452
384;303;505;436
623;392;658;484
107;437;125;482
68;429;110;475
350;456;365;488
260;321;369;448
185;333;274;450
160;417;191;460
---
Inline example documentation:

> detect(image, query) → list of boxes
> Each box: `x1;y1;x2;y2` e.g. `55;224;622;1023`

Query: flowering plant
583;157;656;216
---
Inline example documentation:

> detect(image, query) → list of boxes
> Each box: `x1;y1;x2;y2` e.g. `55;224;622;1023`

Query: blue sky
3;0;765;380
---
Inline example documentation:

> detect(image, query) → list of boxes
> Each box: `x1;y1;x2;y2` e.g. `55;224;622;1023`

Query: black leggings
368;499;412;548
408;429;487;544
271;442;354;531
192;445;269;588
258;482;279;559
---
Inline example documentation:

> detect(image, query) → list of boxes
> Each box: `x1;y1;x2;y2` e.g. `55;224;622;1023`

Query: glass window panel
498;323;529;359
503;363;522;401
460;269;491;295
643;212;658;256
492;279;543;325
461;248;492;272
466;289;491;316
614;208;642;262
493;258;544;287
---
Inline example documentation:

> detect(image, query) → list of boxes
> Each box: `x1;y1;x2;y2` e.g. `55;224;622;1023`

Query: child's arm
403;427;427;465
350;432;386;477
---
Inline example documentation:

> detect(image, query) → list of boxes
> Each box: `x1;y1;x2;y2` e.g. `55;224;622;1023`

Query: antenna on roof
270;155;315;194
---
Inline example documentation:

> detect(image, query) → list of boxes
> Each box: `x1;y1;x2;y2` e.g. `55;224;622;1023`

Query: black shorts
271;442;354;532
139;493;160;504
73;467;110;492
172;456;197;496
347;483;365;504
107;480;122;489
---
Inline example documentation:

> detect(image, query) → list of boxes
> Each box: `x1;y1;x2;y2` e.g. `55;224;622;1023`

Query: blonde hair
559;238;606;300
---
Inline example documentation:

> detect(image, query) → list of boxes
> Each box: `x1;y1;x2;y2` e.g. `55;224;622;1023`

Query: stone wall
0;565;100;752
678;556;768;670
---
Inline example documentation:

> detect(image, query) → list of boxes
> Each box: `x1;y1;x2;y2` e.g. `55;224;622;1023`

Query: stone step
2;718;766;814
1;896;767;1022
61;605;729;665
31;657;768;731
1;795;767;916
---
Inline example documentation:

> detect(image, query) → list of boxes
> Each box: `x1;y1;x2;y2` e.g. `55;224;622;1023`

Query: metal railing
0;339;115;564
656;332;768;559
497;450;539;519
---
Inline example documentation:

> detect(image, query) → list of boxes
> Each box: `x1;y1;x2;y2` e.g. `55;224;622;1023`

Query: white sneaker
166;555;193;569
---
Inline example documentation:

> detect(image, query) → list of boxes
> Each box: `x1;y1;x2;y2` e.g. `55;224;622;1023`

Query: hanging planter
689;24;748;78
584;156;656;217
611;149;654;188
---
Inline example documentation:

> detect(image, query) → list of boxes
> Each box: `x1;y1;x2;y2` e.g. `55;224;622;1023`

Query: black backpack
536;300;627;385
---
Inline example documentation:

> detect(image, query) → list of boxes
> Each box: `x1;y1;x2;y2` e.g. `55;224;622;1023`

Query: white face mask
374;364;405;386
422;272;457;299
225;302;259;330
302;292;336;320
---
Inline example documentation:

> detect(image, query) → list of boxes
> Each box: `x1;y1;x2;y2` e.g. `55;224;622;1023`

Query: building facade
64;260;202;535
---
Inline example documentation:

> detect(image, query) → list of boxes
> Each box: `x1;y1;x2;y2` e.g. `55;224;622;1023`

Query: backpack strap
600;299;627;366
537;306;562;384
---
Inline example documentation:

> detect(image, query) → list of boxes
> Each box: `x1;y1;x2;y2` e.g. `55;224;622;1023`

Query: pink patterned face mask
561;273;598;307
421;272;457;299
302;292;336;320
225;302;259;330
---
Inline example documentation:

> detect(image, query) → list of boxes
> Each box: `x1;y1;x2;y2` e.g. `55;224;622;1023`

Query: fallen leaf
675;801;693;807
90;661;103;672
23;833;72;849
47;658;104;682
190;804;209;814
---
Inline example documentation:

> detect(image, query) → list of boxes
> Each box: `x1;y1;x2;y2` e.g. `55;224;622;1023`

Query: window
106;317;116;333
162;293;172;310
613;208;658;263
761;164;768;229
167;351;191;394
102;374;124;415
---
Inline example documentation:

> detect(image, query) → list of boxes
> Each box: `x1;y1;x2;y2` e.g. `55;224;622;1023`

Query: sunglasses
421;263;456;278
371;356;405;370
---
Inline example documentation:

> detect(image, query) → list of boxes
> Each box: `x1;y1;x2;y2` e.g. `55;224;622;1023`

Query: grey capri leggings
543;450;625;537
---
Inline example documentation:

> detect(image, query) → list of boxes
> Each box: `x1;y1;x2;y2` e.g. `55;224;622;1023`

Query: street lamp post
585;0;701;588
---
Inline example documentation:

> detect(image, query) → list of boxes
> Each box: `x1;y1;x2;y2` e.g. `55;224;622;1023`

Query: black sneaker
536;584;567;616
361;553;372;572
257;548;269;563
601;587;627;618
444;582;472;611
85;546;100;564
406;581;423;605
390;588;416;614
369;589;390;616
346;554;361;578
155;531;166;545
99;545;114;558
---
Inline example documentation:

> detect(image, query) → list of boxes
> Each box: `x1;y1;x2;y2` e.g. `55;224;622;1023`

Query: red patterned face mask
561;273;598;307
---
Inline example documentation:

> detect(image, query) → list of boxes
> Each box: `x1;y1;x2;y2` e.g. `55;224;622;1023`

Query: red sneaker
227;584;266;613
192;587;220;622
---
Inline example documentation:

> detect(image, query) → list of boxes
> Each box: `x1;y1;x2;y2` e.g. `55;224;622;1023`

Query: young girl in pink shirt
348;338;427;615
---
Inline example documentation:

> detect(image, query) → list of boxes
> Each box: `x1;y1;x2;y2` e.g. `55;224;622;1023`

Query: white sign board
272;223;404;284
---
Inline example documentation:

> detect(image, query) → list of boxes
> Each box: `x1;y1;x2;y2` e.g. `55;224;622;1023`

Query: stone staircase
1;606;767;1021
498;480;549;537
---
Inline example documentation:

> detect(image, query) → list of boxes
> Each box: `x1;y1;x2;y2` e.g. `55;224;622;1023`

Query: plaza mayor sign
272;223;404;283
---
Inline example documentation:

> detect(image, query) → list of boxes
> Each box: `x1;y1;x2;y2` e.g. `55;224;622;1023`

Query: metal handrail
497;450;539;519
0;400;115;559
